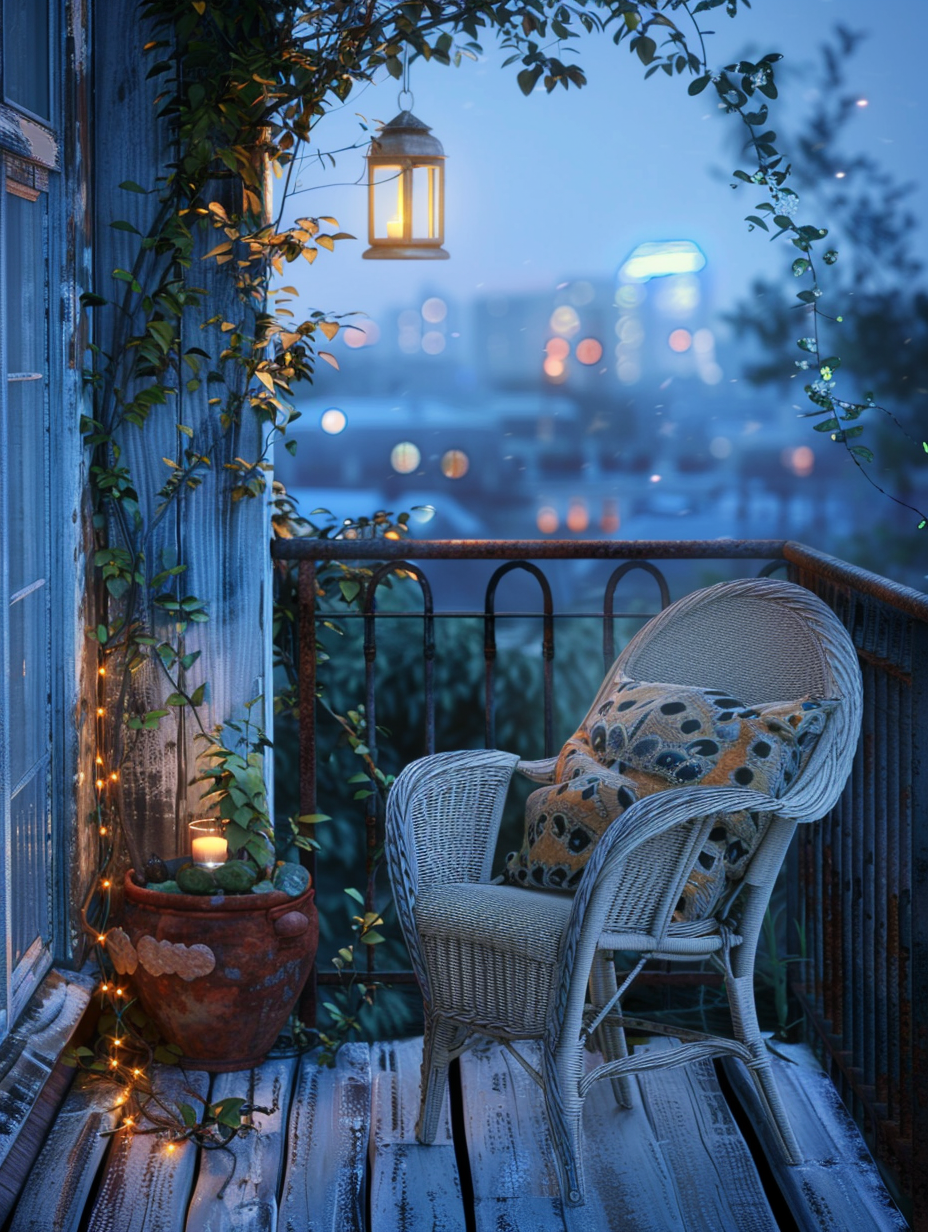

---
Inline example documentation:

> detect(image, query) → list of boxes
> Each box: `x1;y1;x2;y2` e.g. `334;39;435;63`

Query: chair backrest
592;579;863;937
611;578;862;812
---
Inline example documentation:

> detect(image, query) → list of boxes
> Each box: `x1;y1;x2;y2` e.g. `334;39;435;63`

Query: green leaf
179;1102;198;1127
339;580;360;604
688;73;711;95
344;887;365;904
298;812;332;824
118;180;148;193
165;692;188;707
813;418;839;433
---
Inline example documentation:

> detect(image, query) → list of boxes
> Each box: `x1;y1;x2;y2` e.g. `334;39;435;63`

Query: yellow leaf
255;370;275;392
192;0;205;12
316;235;334;251
279;286;299;295
302;248;318;264
207;201;229;220
319;216;339;226
202;241;233;259
318;351;339;370
280;332;301;347
220;322;237;332
318;320;339;341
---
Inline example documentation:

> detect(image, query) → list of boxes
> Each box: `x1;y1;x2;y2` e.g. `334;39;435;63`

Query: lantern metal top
369;110;446;160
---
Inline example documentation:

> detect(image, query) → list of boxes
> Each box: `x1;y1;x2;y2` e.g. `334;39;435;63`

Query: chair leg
542;1044;586;1206
726;972;802;1164
590;952;633;1108
417;1013;466;1144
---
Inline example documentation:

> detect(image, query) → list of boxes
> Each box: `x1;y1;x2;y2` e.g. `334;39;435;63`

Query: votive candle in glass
189;819;228;869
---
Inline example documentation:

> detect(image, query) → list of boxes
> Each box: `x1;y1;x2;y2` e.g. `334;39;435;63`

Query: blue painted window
0;0;55;1034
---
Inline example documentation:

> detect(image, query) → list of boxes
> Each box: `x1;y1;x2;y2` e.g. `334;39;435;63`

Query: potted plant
109;722;318;1071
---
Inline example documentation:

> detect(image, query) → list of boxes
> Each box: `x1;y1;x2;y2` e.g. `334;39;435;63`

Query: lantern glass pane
371;164;406;240
411;164;440;240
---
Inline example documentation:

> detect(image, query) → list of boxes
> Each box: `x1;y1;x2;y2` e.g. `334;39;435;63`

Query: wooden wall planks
278;1043;371;1232
369;1038;466;1232
185;1055;297;1232
86;1064;209;1232
91;0;275;865
722;1044;909;1231
8;1073;119;1232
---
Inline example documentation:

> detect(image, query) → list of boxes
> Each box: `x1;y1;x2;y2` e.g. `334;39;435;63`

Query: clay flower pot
116;871;319;1071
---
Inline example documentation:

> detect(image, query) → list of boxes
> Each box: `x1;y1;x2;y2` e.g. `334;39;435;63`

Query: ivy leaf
118;180;149;193
688;73;711;95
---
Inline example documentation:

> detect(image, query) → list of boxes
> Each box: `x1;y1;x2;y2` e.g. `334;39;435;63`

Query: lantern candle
189;820;227;869
386;217;404;238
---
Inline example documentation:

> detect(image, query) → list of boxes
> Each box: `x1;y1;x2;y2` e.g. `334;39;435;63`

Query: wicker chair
385;578;862;1206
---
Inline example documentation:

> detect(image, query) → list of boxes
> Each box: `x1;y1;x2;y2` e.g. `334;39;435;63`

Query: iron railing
271;536;928;1224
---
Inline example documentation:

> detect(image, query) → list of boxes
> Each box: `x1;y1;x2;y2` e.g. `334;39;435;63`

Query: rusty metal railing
271;536;927;1222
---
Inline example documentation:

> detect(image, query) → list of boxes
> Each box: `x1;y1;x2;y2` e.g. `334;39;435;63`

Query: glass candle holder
189;819;228;869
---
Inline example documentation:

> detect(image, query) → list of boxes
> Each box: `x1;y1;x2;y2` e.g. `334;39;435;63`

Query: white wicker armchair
385;578;862;1206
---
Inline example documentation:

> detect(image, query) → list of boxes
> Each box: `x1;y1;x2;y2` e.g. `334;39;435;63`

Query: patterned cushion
504;676;834;919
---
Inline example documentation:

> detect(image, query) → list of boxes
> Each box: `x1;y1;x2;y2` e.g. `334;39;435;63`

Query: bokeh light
709;436;732;459
545;337;570;360
343;321;380;348
615;284;645;309
422;297;447;323
693;328;714;354
543;357;567;381
616;317;644;346
791;446;815;477
616;360;640;384
536;506;559;534
390;441;421;474
566;500;589;532
421;331;446;355
440;449;469;479
668;328;692;353
575;338;603;365
568;281;595;306
320;408;346;435
600;498;620;534
549;305;581;338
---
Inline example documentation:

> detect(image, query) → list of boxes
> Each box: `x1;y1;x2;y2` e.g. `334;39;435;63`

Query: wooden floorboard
369;1038;466;1232
4;1033;908;1232
6;1070;116;1232
722;1044;909;1232
86;1064;210;1232
277;1042;371;1232
184;1055;297;1232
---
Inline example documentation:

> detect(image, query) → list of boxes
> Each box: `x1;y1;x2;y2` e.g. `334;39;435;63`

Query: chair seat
415;883;574;1034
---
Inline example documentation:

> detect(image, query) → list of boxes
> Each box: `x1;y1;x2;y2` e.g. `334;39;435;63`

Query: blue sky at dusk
279;0;928;329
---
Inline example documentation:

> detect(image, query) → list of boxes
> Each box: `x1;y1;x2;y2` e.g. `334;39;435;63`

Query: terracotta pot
121;871;318;1071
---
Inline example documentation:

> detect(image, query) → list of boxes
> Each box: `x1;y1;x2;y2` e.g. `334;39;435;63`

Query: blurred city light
668;328;692;353
536;506;559;534
549;305;581;337
619;240;706;282
566;499;589;532
421;330;446;354
440;449;469;479
390;441;421;473
576;338;603;365
422;297;447;323
320;408;347;434
545;337;570;360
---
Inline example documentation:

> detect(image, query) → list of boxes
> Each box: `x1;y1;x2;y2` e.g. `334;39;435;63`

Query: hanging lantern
363;106;448;260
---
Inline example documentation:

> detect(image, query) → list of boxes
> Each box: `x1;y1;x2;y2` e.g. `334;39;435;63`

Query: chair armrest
517;757;559;784
385;750;520;904
547;784;800;1041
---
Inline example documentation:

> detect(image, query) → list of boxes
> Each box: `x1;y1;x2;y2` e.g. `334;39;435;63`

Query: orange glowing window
566;501;589;532
440;449;469;479
536;506;559;534
668;329;692;353
575;338;603;366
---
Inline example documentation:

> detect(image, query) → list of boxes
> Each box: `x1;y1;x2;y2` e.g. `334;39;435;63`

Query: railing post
297;558;318;1026
907;619;928;1225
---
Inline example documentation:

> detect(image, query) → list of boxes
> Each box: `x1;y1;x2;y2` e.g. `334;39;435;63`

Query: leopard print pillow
504;677;834;919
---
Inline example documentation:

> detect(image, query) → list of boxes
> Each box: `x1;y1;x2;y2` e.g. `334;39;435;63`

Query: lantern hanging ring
398;88;415;110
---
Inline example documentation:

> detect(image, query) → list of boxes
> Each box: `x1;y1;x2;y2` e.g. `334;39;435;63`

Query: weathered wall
90;0;273;867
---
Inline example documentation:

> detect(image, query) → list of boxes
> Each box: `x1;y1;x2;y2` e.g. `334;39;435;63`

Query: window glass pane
2;0;50;118
371;165;405;240
10;771;50;967
4;193;47;595
411;165;438;240
9;587;49;788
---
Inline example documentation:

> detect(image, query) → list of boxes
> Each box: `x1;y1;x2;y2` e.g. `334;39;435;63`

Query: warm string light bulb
98;666;106;677
96;779;106;791
97;934;106;945
97;707;105;717
166;1143;177;1154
